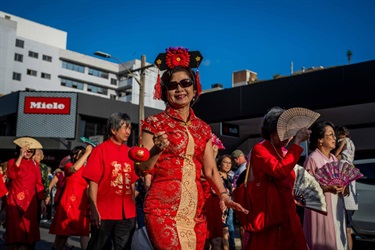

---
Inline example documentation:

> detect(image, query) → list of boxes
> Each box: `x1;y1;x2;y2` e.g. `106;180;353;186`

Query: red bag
232;158;288;232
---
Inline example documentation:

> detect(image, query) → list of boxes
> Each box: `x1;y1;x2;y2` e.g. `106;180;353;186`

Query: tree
347;50;352;64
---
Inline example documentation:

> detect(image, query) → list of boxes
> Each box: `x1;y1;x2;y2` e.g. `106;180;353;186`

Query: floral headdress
153;46;203;100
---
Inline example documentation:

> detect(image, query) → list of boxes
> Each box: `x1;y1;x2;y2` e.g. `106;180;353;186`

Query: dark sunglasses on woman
166;79;194;90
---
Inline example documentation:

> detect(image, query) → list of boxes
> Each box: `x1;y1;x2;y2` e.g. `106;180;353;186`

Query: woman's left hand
220;193;249;214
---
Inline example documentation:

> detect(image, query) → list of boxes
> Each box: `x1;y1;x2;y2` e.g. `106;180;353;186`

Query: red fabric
53;170;65;205
49;162;89;236
83;139;137;219
204;194;223;238
0;174;7;197
142;106;212;250
243;140;307;250
6;158;45;245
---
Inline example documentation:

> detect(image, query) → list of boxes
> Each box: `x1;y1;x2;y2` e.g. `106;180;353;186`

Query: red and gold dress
6;158;45;245
142;106;212;250
49;162;89;236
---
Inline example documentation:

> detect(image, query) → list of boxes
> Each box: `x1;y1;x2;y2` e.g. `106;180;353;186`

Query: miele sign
24;97;71;114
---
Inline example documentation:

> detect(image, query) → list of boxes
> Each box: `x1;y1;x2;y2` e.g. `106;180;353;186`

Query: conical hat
277;107;320;141
13;137;43;149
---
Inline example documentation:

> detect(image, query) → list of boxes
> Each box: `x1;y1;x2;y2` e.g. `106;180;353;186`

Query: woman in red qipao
49;145;92;250
6;143;46;250
244;107;310;250
139;47;248;250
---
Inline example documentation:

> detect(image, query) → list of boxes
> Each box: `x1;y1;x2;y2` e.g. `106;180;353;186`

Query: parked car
351;158;375;243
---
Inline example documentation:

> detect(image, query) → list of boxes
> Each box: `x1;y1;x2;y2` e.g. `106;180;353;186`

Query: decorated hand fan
314;160;363;186
293;164;327;215
211;133;225;149
277;107;320;141
13;137;43;149
80;137;97;147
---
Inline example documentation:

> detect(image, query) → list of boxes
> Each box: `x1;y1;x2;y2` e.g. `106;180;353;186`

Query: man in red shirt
83;112;138;249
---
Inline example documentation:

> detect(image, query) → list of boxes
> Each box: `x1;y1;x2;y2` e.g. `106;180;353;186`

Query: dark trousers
87;218;136;250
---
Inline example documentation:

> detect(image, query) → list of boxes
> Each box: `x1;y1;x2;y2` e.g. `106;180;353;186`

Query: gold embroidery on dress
175;127;197;249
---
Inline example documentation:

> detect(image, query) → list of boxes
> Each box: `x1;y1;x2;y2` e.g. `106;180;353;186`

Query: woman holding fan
303;121;348;250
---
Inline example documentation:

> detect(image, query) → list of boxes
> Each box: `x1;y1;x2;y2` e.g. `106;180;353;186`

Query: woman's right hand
294;127;311;145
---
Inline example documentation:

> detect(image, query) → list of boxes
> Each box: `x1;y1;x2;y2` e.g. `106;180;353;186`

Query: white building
0;11;165;110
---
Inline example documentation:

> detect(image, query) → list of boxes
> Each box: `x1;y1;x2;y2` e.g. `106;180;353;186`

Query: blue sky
1;0;374;90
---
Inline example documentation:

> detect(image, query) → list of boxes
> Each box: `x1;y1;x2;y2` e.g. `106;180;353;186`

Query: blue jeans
227;208;235;250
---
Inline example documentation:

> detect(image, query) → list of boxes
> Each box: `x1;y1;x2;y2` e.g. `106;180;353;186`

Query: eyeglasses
325;133;336;139
26;149;35;153
166;79;194;90
221;161;232;165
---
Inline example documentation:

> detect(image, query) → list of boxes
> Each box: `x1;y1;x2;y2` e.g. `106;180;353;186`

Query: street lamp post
94;51;151;143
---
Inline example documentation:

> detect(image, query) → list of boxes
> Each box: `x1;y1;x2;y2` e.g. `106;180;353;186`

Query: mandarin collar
165;105;197;123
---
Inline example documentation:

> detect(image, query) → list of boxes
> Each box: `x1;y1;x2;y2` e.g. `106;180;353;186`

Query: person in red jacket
83;112;138;249
6;142;46;249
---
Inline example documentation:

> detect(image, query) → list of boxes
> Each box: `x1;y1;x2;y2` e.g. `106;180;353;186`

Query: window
13;72;21;81
62;61;85;73
111;78;117;86
14;53;23;62
87;84;108;95
110;94;117;100
28;51;39;59
88;67;109;79
15;39;24;48
42;55;52;62
27;69;37;76
41;73;51;79
61;78;84;90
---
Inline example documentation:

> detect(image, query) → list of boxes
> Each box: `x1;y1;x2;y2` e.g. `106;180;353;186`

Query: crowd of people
0;46;359;250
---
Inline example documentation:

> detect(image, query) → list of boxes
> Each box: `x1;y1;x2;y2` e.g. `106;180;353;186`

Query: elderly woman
303;121;348;250
139;47;247;250
244;106;310;250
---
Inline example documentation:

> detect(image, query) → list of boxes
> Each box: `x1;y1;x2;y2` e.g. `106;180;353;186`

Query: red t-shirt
82;139;138;220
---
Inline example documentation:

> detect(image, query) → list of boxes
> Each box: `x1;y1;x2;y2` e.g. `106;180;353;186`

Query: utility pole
139;55;146;135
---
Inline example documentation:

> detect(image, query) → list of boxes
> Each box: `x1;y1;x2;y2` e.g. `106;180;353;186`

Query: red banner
24;97;71;114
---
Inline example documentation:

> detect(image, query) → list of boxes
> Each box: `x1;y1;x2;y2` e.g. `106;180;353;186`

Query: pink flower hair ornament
153;46;203;100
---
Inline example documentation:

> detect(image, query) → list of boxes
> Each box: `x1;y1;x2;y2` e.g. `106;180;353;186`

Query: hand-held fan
13;137;43;149
277;107;320;141
314;160;363;186
211;133;225;149
80;137;97;147
293;164;327;215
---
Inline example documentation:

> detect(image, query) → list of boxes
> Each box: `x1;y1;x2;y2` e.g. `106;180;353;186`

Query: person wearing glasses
139;47;248;250
303;121;348;250
5;141;46;250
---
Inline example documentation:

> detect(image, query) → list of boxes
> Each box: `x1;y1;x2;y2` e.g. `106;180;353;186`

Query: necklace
271;142;284;160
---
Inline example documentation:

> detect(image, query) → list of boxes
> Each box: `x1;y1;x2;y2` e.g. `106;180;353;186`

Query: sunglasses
26;149;35;153
166;79;194;90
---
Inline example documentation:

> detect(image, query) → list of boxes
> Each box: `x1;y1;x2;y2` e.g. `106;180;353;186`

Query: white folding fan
13;137;43;149
277;107;320;141
293;164;327;215
314;160;363;187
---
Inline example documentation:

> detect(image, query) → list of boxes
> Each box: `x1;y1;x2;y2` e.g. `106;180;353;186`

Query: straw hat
277;107;320;141
13;137;43;149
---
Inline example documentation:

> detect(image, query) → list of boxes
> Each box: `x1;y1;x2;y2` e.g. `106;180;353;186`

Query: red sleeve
0;174;7;197
6;158;20;179
252;142;303;179
82;146;103;183
64;162;73;177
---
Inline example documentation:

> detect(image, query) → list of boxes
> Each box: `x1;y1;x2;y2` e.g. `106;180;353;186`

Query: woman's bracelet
220;191;230;197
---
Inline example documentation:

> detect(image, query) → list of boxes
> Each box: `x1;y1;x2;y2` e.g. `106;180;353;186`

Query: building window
88;67;109;79
15;39;24;48
41;72;51;79
13;72;21;81
110;78;117;86
27;69;37;76
42;55;52;62
14;53;23;62
87;84;108;95
61;78;84;90
62;61;85;73
28;51;39;59
110;94;117;100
